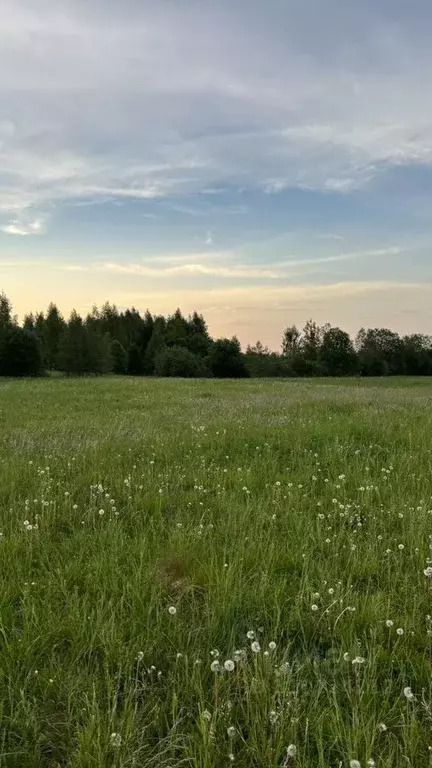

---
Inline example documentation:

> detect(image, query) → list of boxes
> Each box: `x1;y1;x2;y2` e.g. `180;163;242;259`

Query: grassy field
0;376;432;768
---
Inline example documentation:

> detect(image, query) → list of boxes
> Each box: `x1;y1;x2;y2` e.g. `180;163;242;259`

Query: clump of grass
0;376;431;766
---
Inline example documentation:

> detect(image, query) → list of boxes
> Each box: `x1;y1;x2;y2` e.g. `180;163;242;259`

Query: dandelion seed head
110;732;122;748
224;659;235;672
251;641;261;653
168;605;177;616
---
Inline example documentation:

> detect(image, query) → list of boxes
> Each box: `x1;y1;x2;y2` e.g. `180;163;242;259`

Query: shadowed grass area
0;376;431;767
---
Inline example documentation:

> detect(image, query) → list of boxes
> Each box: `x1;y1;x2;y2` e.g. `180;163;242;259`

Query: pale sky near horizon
1;0;432;349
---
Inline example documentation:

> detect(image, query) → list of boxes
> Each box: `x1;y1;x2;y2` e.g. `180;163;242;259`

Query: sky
1;0;432;349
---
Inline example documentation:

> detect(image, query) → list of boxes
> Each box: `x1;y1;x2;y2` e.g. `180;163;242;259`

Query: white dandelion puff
224;659;235;672
251;641;261;653
168;605;177;616
403;686;414;701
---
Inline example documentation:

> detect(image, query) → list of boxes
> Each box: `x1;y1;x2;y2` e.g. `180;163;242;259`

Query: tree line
1;291;432;378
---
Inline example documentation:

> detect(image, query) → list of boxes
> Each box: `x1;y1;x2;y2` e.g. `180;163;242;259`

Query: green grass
0;376;432;767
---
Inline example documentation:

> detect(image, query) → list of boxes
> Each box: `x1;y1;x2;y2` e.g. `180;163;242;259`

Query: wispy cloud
50;244;402;281
1;217;44;236
103;261;280;280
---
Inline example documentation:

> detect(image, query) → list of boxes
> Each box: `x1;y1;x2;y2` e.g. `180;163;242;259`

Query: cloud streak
0;217;44;236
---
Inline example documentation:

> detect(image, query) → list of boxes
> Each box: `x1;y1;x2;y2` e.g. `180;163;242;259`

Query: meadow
0;376;431;768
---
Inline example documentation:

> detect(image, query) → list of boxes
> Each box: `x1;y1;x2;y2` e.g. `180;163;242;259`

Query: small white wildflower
385;620;394;628
168;605;177;616
227;726;236;738
311;604;318;612
286;744;297;758
98;509;105;516
202;710;211;721
350;761;361;768
367;761;376;767
343;652;350;661
378;722;387;732
268;641;277;651
210;660;221;673
137;651;144;662
110;732;122;748
424;566;432;578
398;544;404;550
246;630;255;640
269;710;279;725
403;686;414;701
352;656;365;665
396;627;404;636
224;659;235;672
251;641;261;653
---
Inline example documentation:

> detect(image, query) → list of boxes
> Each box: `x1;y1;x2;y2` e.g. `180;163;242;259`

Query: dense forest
1;290;432;378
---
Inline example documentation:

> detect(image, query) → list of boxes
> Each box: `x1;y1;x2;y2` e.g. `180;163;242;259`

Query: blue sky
1;0;432;348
